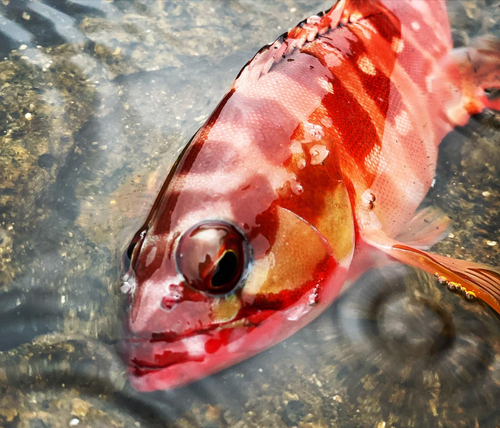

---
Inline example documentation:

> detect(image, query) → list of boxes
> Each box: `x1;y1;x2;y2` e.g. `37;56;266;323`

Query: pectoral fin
395;205;452;249
365;230;500;315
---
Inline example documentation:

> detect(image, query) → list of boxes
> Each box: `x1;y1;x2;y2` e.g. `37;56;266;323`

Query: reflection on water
0;0;499;427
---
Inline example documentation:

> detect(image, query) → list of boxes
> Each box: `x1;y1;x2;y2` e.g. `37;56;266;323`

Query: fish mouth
123;309;277;374
123;328;211;372
129;350;205;374
122;326;233;391
123;334;207;378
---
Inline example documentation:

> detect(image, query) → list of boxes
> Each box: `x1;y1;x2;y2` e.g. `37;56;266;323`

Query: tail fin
472;36;500;111
444;35;500;124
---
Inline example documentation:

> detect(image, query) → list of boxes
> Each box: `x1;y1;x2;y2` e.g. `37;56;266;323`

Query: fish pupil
176;220;250;296
211;251;238;289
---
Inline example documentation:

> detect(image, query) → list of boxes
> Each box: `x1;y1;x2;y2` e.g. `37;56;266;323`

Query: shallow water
0;0;499;427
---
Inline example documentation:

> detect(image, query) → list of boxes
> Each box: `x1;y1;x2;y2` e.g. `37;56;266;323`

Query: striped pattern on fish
121;0;500;392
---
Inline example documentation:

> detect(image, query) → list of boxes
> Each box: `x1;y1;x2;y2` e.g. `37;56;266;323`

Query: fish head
122;102;356;392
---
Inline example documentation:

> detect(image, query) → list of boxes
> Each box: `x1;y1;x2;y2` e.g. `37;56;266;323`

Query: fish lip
123;330;211;374
122;327;212;371
123;324;239;373
123;323;216;345
123;306;276;348
129;353;199;372
122;308;275;374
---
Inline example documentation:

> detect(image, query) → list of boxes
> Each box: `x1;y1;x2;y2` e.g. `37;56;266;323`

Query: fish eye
123;228;147;273
175;221;250;296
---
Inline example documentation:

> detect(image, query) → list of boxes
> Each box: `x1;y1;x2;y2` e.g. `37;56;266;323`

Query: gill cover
125;195;354;392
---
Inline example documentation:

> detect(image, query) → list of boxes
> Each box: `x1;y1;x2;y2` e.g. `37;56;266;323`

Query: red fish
121;0;500;391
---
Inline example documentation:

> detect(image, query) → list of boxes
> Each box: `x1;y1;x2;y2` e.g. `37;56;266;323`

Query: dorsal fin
340;0;384;23
235;0;384;84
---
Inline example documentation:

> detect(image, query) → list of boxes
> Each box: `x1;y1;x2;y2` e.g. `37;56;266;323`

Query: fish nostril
161;296;177;312
160;282;185;312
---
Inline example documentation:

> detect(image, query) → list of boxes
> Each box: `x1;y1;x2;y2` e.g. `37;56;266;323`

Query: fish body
122;0;500;391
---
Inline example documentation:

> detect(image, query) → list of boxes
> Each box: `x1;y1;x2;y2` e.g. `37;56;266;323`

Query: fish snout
124;274;212;339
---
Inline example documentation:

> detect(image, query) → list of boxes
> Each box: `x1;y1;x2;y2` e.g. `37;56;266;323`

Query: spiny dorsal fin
235;0;384;84
340;0;383;23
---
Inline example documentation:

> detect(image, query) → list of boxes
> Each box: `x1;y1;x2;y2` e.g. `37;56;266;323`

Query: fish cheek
314;184;355;265
210;294;242;324
241;207;333;307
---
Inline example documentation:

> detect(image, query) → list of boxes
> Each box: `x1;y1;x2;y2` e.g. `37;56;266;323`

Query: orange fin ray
365;231;500;315
395;206;452;249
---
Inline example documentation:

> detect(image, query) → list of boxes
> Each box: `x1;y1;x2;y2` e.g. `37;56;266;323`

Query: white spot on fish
292;183;304;195
405;179;426;205
361;190;376;207
310;144;329;165
349;11;363;22
358;20;377;39
290;141;303;155
325;52;342;67
285;302;311;321
304;121;324;141
182;335;207;356
167;283;183;301
298;158;307;170
321;116;333;128
364;144;381;173
426;75;435;93
357;55;377;76
411;21;421;31
145;245;157;268
307;15;321;25
318;77;334;93
290;175;304;195
395;111;412;136
391;37;405;53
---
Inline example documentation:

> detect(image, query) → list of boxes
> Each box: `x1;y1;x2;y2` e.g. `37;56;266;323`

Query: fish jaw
122;214;351;392
123;263;349;392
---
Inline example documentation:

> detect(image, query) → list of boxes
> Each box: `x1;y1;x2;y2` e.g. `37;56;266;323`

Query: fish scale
121;0;500;392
